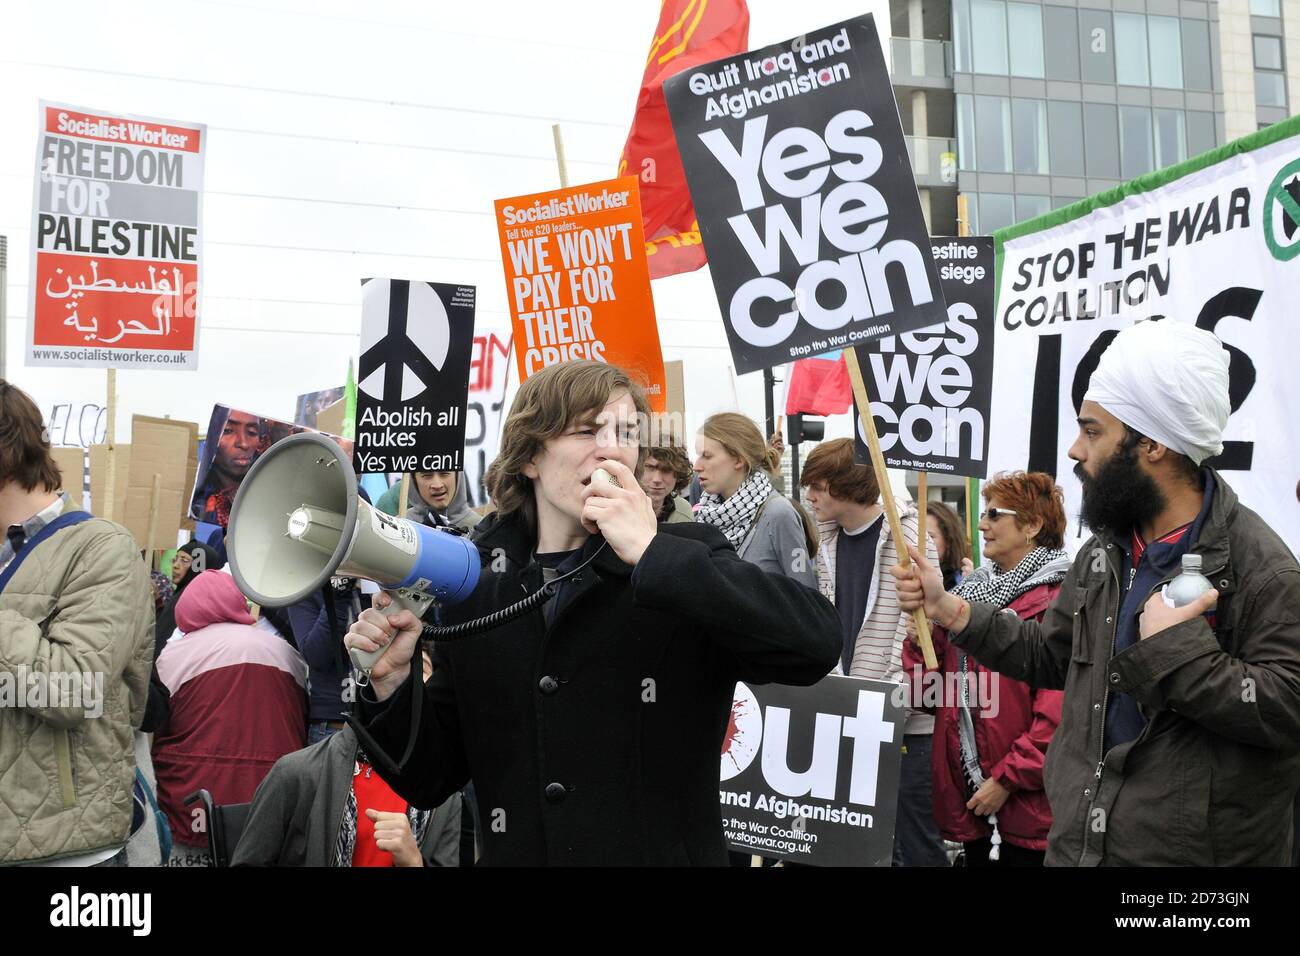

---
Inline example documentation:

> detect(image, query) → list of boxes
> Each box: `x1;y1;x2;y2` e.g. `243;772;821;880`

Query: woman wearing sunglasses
905;471;1071;866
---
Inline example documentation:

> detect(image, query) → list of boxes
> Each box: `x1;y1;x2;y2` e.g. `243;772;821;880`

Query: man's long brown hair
485;361;650;536
0;380;61;493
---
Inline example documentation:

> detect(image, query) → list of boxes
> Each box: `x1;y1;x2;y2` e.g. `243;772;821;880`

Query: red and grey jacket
904;582;1063;850
153;571;307;846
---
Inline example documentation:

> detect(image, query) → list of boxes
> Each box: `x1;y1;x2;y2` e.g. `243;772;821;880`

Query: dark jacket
904;582;1063;850
355;512;841;866
952;472;1300;865
230;725;460;867
143;540;225;733
288;586;370;723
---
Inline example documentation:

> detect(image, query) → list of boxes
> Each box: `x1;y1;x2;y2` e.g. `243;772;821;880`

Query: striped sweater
815;502;936;736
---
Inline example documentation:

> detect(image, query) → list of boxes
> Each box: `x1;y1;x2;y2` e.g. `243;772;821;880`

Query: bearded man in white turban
892;319;1300;866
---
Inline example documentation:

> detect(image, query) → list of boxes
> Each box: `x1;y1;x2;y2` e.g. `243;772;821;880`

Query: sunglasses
980;507;1019;522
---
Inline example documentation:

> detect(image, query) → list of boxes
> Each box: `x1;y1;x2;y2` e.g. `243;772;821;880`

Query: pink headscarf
174;570;255;633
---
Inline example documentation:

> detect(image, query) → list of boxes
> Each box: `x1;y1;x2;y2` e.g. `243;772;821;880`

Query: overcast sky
0;0;889;445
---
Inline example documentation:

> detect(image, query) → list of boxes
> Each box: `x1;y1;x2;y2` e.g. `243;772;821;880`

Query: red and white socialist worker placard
26;101;206;370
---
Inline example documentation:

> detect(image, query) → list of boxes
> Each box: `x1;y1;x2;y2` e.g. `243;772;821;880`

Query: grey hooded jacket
231;725;460;867
375;473;482;533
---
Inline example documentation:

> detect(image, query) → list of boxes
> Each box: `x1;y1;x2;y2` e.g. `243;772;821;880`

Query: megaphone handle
349;588;435;684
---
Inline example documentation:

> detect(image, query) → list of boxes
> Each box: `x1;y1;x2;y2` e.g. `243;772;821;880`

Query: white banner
463;328;512;509
991;122;1300;556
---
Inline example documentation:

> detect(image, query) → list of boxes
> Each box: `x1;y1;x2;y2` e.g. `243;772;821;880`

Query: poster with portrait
188;405;353;528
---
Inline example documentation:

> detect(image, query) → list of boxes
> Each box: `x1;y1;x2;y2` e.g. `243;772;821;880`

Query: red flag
619;0;749;279
784;354;853;417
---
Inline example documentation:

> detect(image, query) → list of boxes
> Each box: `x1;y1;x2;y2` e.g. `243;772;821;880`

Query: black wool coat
355;512;841;865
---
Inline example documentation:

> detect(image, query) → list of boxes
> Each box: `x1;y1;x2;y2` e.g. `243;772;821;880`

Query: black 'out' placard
354;279;476;475
720;675;904;867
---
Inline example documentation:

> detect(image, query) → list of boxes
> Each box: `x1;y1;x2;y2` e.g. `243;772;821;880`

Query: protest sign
463;327;512;508
720;675;904;866
189;406;353;529
89;444;130;520
992;118;1300;554
294;387;345;429
853;236;995;477
665;15;946;375
354;279;476;475
123;415;198;550
26;101;205;370
495;175;667;412
51;447;87;510
43;398;109;448
663;359;685;425
315;398;346;439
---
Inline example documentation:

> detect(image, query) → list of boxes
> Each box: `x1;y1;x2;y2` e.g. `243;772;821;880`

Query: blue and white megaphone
226;432;480;678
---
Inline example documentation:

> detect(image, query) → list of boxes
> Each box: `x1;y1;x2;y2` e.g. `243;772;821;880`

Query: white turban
1083;321;1230;465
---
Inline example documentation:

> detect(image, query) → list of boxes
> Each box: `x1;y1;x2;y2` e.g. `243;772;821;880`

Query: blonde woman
693;412;818;589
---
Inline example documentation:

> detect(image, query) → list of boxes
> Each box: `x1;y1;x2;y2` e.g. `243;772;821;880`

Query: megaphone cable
345;540;610;778
417;540;609;641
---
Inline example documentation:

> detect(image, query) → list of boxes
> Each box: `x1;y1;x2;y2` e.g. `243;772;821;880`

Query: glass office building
889;0;1298;236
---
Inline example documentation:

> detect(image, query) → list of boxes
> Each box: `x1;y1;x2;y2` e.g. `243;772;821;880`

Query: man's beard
1074;441;1166;535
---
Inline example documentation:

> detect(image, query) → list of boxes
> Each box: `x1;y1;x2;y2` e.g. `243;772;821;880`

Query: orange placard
494;176;667;413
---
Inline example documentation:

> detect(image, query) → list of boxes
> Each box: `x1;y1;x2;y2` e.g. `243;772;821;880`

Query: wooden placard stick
916;471;928;508
552;124;570;188
966;476;981;569
103;368;119;522
956;196;980;569
843;349;938;669
398;473;412;519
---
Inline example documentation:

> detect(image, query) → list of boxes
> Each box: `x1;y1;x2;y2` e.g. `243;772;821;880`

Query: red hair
982;471;1066;549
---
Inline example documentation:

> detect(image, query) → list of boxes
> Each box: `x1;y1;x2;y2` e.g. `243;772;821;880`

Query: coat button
544;782;567;803
1084;788;1092;798
1094;703;1101;711
539;676;559;695
1110;672;1121;684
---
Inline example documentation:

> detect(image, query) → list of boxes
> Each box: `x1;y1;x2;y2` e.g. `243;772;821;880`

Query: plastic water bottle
1164;554;1216;609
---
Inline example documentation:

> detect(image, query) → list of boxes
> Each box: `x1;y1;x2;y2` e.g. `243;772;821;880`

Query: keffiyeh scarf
951;546;1070;609
695;471;773;549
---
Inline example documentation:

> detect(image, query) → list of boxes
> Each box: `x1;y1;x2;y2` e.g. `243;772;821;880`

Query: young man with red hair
800;438;946;867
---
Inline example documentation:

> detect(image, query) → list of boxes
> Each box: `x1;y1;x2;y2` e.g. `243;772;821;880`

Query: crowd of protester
2;323;1298;868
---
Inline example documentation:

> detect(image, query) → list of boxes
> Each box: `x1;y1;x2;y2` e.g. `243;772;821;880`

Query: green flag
343;358;356;441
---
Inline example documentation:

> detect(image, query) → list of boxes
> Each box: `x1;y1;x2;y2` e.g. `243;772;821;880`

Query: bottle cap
1181;553;1202;572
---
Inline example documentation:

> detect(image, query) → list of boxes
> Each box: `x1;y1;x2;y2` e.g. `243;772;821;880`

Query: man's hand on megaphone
346;590;422;701
580;458;657;566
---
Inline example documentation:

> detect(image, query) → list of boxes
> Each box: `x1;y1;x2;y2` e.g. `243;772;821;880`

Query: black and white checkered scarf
951;546;1070;609
695;470;773;549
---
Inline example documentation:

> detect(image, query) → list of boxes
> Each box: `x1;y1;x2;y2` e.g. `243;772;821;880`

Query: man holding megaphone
343;360;840;866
